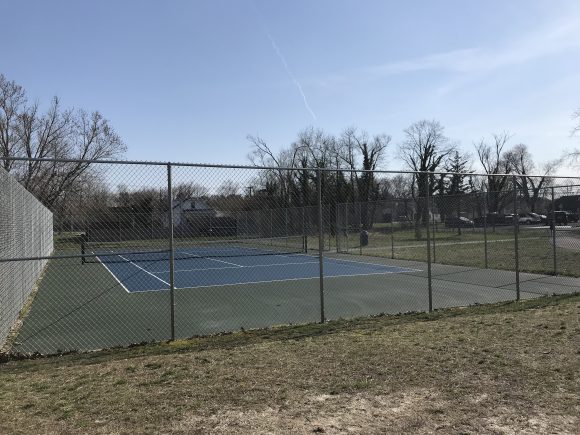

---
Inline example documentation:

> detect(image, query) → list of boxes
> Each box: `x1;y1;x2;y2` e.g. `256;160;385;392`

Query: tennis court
85;239;419;292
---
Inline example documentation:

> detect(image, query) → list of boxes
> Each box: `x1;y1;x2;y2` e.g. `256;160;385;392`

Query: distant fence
1;157;579;355
0;166;53;349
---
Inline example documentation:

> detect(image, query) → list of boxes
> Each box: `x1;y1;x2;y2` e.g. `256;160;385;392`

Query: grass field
1;293;578;434
334;226;580;277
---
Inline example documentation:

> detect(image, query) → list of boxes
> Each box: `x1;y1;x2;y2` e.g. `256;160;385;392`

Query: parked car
486;212;512;226
518;213;542;225
444;216;474;228
528;212;546;224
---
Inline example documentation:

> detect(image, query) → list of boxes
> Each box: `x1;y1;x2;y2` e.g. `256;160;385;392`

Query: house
169;198;215;227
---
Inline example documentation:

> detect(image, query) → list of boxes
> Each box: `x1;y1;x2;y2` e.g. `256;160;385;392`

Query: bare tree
0;74;27;170
475;132;512;213
173;182;209;201
0;74;126;208
505;144;554;212
247;134;295;206
216;180;240;197
399;120;454;238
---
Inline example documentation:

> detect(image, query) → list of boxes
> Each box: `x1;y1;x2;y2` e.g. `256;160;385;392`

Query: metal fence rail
1;158;579;355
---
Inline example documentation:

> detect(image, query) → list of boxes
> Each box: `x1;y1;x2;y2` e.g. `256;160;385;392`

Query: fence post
483;191;488;269
335;203;340;253
317;168;325;323
391;202;395;259
167;163;176;341
513;176;520;301
359;202;363;255
270;209;273;245
327;206;332;251
345;203;349;252
551;186;557;275
431;195;436;263
425;174;433;312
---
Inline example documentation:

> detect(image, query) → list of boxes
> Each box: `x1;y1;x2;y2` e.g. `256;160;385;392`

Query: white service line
181;251;243;268
116;253;170;286
152;260;320;274
292;251;423;272
92;252;131;293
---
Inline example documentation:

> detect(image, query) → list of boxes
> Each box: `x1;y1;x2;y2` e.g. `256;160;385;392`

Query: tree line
246;121;558;219
1;72;578;237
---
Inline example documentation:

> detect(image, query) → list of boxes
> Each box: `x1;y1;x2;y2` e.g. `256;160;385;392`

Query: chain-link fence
1;166;53;350
1;158;579;355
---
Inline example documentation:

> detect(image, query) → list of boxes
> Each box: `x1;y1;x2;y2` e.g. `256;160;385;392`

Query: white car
518;213;540;225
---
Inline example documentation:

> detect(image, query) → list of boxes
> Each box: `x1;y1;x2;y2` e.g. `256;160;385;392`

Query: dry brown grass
1;294;579;434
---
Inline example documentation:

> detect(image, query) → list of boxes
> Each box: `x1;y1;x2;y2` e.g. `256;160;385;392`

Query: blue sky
3;0;580;174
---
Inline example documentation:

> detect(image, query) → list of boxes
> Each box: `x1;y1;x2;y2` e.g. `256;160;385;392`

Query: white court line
294;252;424;273
152;260;320;274
115;253;170;286
91;252;131;293
125;268;420;293
181;251;243;267
106;248;420;294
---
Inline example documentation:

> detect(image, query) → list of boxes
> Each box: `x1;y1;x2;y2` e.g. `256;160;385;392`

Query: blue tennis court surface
93;246;417;293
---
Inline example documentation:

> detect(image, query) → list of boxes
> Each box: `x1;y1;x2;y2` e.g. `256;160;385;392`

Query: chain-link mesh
0;166;53;350
1;159;580;355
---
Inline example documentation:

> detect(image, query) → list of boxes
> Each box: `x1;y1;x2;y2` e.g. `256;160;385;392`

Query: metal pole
285;208;288;248
431;195;436;263
302;206;307;252
328;206;332;251
317;168;325;323
551;186;557;275
167;164;176;341
335;203;340;253
483;192;488;269
513;176;520;301
359;202;363;255
345;203;349;252
391;202;395;259
425;175;433;312
270;209;273;245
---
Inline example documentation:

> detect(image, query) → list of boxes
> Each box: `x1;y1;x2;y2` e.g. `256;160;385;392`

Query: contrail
265;32;317;121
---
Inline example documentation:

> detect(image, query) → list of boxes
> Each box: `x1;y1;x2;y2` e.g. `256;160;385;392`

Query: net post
425;173;433;312
513;175;520;301
551;186;557;275
317;168;325;323
167;163;176;341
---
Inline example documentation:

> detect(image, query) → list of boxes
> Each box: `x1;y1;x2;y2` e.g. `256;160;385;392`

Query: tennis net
81;235;308;264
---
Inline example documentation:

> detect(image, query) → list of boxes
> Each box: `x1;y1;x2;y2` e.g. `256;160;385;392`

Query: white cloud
315;14;580;93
